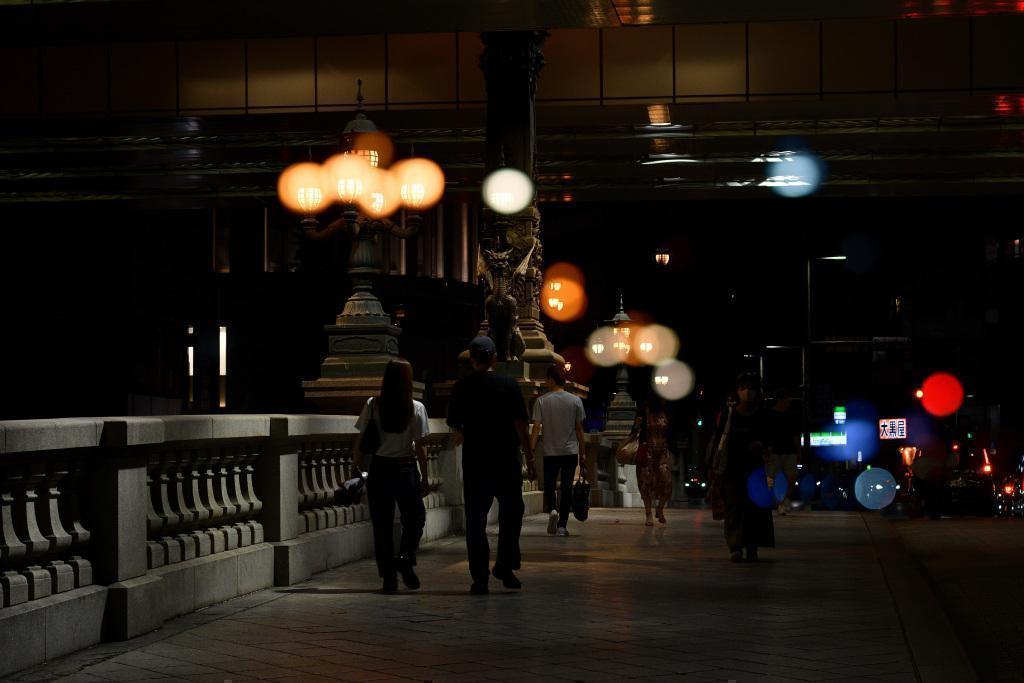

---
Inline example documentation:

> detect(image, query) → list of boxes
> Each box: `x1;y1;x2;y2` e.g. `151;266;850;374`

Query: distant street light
655;248;671;266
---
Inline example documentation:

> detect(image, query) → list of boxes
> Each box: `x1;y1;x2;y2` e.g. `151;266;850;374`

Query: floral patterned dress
637;411;673;504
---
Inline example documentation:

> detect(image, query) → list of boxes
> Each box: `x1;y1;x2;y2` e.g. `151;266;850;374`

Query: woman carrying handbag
354;359;431;593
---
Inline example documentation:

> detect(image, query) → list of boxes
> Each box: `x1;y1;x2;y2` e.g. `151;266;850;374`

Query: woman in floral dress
633;397;674;526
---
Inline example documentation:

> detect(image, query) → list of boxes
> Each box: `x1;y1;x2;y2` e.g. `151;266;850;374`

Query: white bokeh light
482;168;534;215
631;324;680;366
586;326;625;367
651;359;695;400
763;152;822;198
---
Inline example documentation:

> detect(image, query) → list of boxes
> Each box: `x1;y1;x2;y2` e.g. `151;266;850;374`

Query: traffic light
951;440;960;452
966;431;975;440
696;417;704;428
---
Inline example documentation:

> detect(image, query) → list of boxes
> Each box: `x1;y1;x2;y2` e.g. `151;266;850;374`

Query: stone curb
862;513;978;683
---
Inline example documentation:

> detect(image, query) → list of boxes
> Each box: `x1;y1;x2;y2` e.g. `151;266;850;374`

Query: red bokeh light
920;372;964;417
560;346;594;385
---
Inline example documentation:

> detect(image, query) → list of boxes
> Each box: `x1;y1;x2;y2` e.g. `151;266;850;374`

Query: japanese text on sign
879;418;907;440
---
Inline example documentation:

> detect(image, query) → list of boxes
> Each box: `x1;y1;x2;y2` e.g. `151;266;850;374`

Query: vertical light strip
218;325;227;408
262;207;269;273
219;326;227;376
187;346;194;377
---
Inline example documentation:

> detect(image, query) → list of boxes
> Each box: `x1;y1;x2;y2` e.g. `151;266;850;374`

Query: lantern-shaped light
277;162;328;215
345;131;394;169
324;153;371;205
482;168;534;215
655;248;671;266
356;167;401;219
392;158;445;211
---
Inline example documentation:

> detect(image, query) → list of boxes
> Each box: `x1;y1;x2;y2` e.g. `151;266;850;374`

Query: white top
532;390;586;457
355;398;430;458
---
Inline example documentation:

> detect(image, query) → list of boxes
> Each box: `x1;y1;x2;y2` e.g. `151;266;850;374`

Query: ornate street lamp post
603;291;638;437
277;82;445;413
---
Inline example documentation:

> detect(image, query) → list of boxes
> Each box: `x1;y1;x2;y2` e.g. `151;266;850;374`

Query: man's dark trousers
367;458;426;578
543;454;576;528
463;458;524;583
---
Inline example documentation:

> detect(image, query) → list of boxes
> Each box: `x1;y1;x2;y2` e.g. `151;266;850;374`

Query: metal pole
803;255;812;462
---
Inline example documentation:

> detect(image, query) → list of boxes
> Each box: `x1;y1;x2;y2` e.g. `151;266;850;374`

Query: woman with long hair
354;359;431;592
708;373;774;563
632;395;674;527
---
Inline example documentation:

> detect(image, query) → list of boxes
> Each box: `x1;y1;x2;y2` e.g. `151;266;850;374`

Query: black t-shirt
447;370;528;466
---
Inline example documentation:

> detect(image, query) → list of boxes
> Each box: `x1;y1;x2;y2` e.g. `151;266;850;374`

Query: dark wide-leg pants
367;458;426;578
463;459;525;583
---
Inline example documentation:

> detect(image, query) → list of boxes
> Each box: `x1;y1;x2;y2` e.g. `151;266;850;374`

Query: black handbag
572;470;591;522
359;398;381;456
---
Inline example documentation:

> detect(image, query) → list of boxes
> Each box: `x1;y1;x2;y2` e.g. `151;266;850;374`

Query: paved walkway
15;510;972;683
892;517;1024;683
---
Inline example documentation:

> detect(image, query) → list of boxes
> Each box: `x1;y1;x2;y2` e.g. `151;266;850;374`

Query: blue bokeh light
747;467;775;509
855;467;898;510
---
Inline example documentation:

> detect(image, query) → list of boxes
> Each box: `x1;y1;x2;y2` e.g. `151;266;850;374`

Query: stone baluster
61;458;91;552
37;458;73;558
13;464;55;600
145;455;164;539
297;445;314;510
0;465;27;567
238;446;262;517
321;445;341;528
181;449;213;558
169;450;195;532
156;452;182;533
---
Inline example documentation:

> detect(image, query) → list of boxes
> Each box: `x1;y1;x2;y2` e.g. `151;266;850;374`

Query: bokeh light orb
586;327;620;367
323;153;370;205
277;162;328;214
630;324;680;366
347;131;394;169
560;346;594;385
798;472;817;503
920;372;964;417
747;467;775;509
355;167;401;218
482;168;534;215
651;359;695;401
542;276;587;322
391;158;445;210
845;419;880;463
766;152;823;199
773;472;789;504
854;467;897;510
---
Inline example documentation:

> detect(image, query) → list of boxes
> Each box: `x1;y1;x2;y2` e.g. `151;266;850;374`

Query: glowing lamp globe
651;359;695;401
392;158;445;210
482;168;534;215
346;131;394;169
277;162;328;215
324;153;371;205
356;168;401;219
630;325;680;366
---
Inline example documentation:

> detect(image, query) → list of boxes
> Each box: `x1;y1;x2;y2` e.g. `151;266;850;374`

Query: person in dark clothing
447;336;537;595
354;359;431;593
767;388;801;514
709;373;775;563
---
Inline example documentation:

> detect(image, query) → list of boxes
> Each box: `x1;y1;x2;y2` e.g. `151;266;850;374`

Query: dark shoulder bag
359;398;381;456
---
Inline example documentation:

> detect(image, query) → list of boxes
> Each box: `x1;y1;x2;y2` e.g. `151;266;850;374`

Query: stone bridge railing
0;414;462;678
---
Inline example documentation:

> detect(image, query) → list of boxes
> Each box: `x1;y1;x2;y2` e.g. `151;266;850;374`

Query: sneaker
547;510;559;535
556;526;569;537
745;546;759;563
491;565;522;590
470;581;489;596
395;556;420;590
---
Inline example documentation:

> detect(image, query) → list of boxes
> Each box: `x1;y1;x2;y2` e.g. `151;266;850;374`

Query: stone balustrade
0;414;465;678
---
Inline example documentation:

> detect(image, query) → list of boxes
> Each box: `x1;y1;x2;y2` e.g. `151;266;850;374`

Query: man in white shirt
530;365;586;537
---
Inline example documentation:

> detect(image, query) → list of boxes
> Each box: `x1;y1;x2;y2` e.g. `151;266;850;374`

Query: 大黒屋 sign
879;418;907;440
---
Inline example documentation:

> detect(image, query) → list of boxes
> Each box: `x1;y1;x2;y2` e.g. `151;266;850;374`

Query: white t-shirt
531;389;586;457
355;398;430;458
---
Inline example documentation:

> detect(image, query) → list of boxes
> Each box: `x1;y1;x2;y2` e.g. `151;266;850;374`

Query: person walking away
354;359;430;592
767;388;801;514
712;373;774;562
632;396;674;527
530;365;586;537
447;336;537;595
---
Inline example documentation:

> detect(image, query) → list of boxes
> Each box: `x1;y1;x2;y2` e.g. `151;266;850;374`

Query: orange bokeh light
391;158;445;210
323;153;371;205
356;167;401;219
560;346;594;385
541;263;588;323
277;162;328;215
347;131;394;169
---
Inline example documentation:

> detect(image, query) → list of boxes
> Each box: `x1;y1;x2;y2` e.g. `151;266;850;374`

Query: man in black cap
447;335;537;595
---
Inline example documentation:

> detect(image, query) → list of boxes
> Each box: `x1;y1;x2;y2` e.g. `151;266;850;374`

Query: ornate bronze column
475;30;563;381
